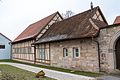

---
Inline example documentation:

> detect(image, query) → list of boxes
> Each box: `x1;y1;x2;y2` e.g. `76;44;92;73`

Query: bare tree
62;10;74;19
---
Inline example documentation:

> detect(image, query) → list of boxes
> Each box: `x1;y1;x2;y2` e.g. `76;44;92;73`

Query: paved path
0;62;95;80
97;76;120;80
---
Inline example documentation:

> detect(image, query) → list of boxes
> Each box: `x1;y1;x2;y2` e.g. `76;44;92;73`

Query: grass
0;64;55;80
0;59;103;77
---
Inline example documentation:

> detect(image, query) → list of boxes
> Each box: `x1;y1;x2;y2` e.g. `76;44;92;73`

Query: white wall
0;34;11;59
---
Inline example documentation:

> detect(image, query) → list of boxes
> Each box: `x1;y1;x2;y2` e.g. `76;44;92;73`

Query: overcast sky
0;0;120;40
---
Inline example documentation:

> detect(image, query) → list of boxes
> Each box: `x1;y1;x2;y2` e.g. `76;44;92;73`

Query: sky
0;0;120;41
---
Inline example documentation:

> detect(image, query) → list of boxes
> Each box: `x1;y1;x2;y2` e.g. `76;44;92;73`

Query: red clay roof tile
13;12;58;42
114;16;120;24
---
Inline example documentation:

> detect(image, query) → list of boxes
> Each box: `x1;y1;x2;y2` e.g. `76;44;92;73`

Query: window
28;47;31;53
12;48;15;53
39;48;45;59
14;48;17;53
24;48;26;53
63;48;68;57
21;48;23;53
73;47;80;58
18;48;20;53
0;45;5;49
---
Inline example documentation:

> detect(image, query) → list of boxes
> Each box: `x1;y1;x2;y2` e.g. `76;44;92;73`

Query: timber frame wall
12;13;63;64
36;43;51;65
12;40;35;62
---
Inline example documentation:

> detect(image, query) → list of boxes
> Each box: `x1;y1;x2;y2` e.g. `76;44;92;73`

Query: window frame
63;48;68;57
73;47;80;58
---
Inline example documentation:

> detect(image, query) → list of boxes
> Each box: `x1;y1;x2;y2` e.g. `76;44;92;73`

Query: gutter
92;37;101;72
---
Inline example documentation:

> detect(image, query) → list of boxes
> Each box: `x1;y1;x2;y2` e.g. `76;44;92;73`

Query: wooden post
34;46;36;64
49;43;51;65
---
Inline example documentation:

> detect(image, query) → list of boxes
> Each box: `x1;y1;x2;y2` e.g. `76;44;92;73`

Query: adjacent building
98;16;120;72
12;12;63;63
0;33;11;59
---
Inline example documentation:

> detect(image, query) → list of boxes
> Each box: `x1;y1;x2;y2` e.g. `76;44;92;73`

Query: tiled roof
13;12;59;42
114;16;120;24
36;6;108;44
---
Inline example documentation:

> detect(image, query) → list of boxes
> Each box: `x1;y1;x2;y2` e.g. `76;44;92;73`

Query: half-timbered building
12;12;63;63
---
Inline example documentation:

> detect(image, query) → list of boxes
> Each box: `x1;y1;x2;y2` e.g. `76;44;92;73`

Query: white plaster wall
0;34;11;59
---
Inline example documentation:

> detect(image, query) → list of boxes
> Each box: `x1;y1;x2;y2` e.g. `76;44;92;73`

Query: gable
35;6;108;44
92;10;103;21
92;8;107;24
0;33;11;42
36;12;63;40
13;12;62;43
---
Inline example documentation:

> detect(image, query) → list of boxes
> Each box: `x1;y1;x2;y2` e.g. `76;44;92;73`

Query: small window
28;47;31;53
39;48;45;59
18;48;20;53
63;48;68;57
73;47;80;58
0;45;5;49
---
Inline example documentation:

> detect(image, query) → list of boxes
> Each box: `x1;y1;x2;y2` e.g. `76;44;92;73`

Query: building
34;6;108;72
0;33;11;59
12;6;120;73
12;12;63;63
97;16;120;72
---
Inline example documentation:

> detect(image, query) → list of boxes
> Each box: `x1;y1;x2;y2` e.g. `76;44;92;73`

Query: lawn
0;64;56;80
0;59;103;77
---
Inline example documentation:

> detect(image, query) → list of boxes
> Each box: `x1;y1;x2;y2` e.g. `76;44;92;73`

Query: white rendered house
0;33;11;59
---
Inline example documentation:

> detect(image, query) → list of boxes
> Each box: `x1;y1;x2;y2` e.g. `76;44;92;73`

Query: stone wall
50;39;99;72
98;25;120;72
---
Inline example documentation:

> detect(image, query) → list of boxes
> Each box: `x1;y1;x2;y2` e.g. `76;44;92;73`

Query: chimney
91;2;93;9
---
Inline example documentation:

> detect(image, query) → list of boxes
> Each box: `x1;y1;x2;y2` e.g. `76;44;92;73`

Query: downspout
92;37;101;72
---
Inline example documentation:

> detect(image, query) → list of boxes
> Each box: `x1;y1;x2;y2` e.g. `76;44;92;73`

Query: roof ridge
62;6;99;21
35;6;108;43
30;11;58;26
